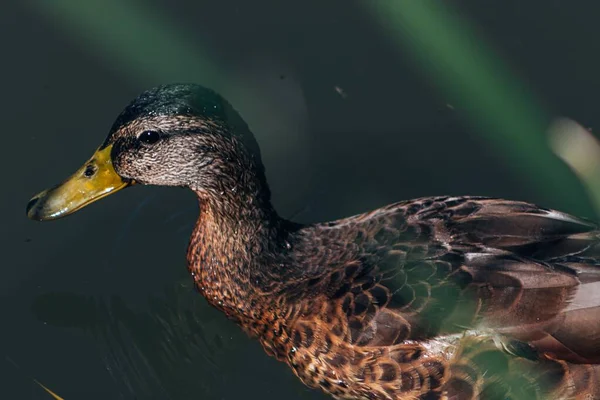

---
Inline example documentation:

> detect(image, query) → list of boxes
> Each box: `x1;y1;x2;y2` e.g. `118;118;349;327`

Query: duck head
26;84;271;221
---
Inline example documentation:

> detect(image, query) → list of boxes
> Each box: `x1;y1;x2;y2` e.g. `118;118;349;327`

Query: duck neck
186;178;294;322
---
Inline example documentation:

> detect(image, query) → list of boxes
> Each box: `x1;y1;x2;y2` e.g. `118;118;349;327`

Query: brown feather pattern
188;195;600;400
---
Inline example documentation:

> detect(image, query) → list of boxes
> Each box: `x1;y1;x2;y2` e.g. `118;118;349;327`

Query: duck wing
308;196;600;360
289;197;600;398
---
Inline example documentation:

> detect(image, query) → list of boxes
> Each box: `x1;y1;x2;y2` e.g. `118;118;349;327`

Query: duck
26;84;600;400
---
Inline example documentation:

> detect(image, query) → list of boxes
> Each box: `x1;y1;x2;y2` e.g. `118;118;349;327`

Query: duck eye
139;130;161;145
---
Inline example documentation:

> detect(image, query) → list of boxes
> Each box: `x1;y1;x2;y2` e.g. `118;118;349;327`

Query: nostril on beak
26;197;39;216
83;164;96;178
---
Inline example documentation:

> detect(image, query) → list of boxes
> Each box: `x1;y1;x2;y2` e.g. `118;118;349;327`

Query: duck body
27;84;600;399
188;190;600;399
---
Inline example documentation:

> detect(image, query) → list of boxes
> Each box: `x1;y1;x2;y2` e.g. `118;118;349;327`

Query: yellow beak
26;145;132;221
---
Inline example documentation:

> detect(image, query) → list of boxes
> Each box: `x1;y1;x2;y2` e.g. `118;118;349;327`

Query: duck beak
26;145;133;221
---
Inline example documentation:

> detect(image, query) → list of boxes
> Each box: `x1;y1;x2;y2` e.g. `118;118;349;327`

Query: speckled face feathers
103;84;272;211
109;115;215;187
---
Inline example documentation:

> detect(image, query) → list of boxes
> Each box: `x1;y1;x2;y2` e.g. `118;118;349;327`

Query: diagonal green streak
28;0;221;85
367;0;589;214
25;0;273;126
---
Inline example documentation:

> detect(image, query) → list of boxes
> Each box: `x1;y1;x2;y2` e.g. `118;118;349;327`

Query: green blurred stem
366;0;591;214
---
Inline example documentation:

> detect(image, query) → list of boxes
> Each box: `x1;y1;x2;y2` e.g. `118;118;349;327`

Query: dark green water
3;1;599;398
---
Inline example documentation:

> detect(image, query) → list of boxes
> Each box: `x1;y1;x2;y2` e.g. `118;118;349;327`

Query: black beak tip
26;196;42;221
